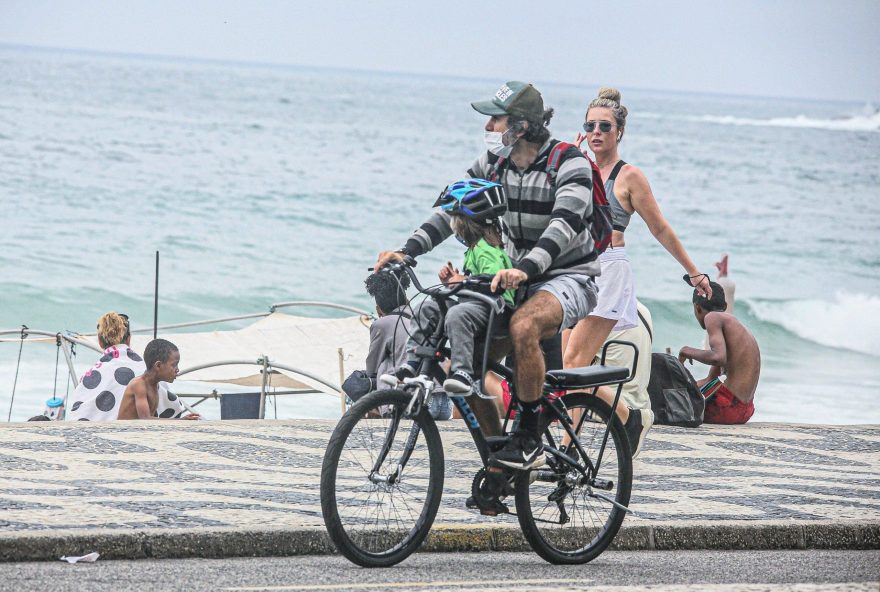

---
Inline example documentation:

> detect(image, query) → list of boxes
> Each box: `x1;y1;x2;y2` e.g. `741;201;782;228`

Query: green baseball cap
471;81;544;123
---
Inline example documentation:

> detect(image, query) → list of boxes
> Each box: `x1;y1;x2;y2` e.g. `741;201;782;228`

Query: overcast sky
2;0;878;102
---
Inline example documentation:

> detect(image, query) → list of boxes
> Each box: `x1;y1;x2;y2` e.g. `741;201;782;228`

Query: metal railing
1;301;365;420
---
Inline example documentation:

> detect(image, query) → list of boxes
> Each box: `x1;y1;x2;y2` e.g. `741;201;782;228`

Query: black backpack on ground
647;353;704;427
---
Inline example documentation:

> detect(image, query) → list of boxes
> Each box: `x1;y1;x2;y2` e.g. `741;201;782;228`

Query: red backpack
488;141;614;254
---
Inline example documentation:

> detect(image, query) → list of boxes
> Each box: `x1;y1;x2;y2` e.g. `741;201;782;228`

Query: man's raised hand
374;250;405;272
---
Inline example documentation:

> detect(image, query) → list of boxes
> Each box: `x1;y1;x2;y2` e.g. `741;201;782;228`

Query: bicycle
320;258;639;566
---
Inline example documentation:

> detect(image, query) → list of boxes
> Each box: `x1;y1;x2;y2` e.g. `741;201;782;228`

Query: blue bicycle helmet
432;178;507;224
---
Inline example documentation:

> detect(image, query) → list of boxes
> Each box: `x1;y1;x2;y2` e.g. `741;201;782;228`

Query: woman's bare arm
621;166;710;297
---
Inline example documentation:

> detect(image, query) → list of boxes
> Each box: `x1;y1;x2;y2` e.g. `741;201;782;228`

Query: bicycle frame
366;261;637;489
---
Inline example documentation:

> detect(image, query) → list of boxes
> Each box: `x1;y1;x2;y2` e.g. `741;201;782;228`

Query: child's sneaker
397;362;418;380
443;371;477;395
379;362;417;387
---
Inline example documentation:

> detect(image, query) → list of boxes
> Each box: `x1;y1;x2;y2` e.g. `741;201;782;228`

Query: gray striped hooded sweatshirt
404;139;601;281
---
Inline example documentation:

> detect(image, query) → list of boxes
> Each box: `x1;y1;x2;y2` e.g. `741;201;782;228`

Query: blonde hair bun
586;86;628;136
597;87;621;104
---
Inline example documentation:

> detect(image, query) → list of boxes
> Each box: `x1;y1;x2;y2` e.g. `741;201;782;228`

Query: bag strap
637;309;652;342
608;160;627;182
487;151;506;182
545;140;569;173
544;140;573;188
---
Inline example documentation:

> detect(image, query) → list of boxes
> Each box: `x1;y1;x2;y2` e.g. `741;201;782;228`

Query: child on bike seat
391;179;515;396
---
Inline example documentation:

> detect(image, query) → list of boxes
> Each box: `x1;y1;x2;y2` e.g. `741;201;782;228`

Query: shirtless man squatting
678;281;761;424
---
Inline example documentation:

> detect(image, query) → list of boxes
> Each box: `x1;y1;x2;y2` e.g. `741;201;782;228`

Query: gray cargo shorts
528;274;598;334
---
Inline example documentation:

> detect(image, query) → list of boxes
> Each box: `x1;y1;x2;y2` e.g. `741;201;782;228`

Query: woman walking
564;87;710;456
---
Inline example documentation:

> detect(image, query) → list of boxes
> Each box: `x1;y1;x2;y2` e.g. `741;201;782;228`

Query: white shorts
589;247;638;331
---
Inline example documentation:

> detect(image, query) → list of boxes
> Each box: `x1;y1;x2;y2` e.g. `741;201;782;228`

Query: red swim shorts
703;382;754;425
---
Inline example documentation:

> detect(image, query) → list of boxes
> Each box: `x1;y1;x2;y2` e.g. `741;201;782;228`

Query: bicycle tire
514;393;633;564
320;388;445;567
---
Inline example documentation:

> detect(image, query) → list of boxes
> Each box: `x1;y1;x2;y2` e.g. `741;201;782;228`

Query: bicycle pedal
466;494;509;516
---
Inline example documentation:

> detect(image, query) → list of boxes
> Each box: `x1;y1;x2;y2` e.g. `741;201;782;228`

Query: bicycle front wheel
515;393;633;564
320;388;445;567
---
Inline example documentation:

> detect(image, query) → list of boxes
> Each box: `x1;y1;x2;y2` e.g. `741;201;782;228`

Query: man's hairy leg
509;291;563;403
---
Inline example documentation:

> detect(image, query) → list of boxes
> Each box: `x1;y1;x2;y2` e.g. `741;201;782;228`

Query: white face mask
484;130;517;158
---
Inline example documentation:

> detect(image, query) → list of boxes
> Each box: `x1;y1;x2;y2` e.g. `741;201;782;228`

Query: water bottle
43;397;65;421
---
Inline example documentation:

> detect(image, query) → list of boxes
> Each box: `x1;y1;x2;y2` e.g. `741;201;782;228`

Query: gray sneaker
443;371;476;395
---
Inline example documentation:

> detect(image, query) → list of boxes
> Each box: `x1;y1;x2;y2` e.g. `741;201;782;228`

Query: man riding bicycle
376;81;612;470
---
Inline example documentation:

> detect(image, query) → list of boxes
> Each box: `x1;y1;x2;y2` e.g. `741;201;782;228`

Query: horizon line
0;41;875;105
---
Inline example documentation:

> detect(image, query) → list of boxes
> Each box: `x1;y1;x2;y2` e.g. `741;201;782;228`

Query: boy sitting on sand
678;281;761;424
117;338;200;420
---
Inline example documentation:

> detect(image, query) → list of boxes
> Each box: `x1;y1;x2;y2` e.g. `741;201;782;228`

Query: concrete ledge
1;522;876;562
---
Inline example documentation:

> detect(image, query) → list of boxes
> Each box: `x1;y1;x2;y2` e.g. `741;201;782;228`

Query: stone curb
1;522;877;562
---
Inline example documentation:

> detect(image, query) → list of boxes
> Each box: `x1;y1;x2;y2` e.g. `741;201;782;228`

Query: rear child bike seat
544;365;629;389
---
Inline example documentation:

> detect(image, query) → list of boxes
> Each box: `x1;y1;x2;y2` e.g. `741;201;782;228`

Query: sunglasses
583;121;614;133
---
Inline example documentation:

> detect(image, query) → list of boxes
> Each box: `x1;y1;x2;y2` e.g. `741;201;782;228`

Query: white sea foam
747;291;880;356
697;110;880;132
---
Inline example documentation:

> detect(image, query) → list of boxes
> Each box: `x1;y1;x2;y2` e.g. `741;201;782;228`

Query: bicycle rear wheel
320;388;445;567
514;393;632;564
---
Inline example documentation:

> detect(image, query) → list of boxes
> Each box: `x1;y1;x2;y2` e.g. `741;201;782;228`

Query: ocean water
1;46;878;423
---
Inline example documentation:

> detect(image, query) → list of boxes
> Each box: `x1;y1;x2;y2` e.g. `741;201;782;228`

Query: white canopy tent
129;312;372;395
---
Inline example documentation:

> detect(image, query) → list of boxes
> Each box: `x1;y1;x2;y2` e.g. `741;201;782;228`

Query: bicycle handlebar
375;257;508;313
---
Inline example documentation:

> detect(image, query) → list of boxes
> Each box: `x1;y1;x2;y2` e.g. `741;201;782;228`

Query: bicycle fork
368;386;429;486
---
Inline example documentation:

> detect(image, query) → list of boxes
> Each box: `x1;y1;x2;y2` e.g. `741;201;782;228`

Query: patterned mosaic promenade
0;420;877;559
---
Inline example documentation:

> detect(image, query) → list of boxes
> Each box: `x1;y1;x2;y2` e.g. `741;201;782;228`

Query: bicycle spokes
515;393;633;564
321;389;445;567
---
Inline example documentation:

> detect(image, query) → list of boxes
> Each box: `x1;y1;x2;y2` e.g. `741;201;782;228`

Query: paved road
0;550;876;591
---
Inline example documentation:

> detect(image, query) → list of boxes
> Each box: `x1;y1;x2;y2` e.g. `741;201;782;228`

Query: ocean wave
746;291;880;356
696;110;880;133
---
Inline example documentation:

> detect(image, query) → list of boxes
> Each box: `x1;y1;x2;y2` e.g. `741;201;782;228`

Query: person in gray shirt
362;271;452;420
364;271;411;386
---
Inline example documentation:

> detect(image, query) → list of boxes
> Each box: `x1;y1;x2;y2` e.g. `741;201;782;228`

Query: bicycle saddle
544;365;629;389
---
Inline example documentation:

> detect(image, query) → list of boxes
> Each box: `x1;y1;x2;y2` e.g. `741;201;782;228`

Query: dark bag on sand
342;370;375;403
647;353;704;427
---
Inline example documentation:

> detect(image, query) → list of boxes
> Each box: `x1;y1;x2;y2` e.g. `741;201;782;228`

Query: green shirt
462;238;516;307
